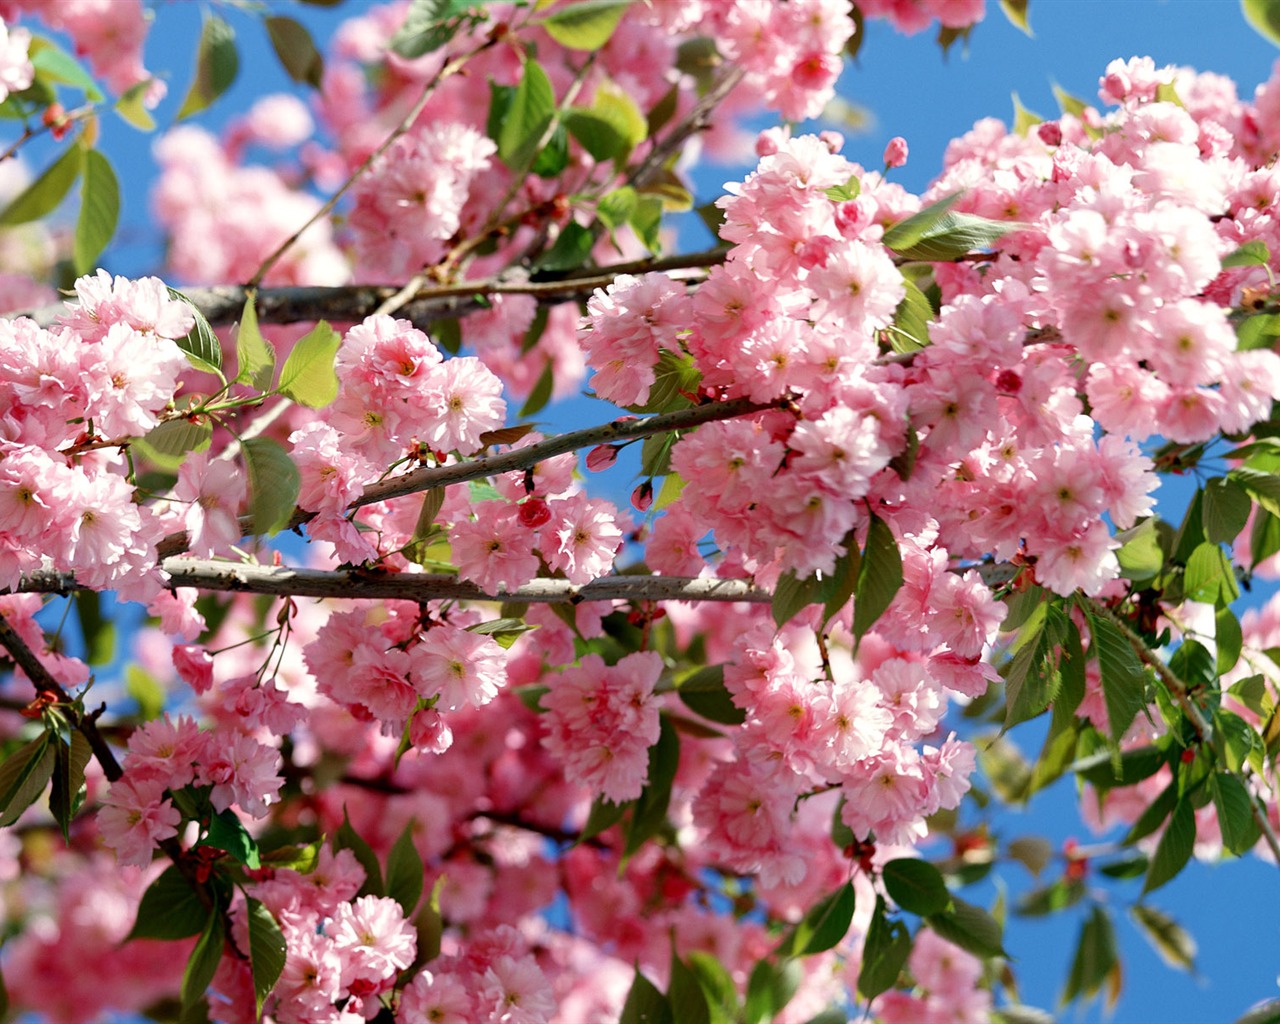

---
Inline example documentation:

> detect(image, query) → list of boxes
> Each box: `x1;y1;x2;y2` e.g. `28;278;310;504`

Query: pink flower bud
586;444;619;472
1037;121;1063;147
631;480;654;512
518;497;551;529
883;136;909;169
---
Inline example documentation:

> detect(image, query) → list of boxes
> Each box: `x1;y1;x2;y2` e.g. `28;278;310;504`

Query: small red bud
1037;121;1064;147
585;444;619;472
1180;747;1196;764
518;497;551;529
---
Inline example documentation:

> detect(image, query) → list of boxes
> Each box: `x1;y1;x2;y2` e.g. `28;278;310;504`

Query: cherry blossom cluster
0;272;192;600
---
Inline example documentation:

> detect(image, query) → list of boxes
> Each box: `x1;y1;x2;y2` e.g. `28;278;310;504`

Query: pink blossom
410;622;506;712
544;493;623;585
98;776;181;867
171;454;247;559
0;18;32;103
196;732;283;817
884;136;909;168
325;895;416;998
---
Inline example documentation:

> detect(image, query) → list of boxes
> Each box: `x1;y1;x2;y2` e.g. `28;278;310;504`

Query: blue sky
21;1;1280;1021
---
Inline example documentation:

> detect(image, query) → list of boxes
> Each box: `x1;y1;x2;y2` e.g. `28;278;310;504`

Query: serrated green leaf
882;858;951;916
857;896;912;1001
1183;541;1239;604
48;730;91;841
73;148;119;274
619;967;674;1024
500;58;556;170
926;896;1006;959
177;15;238;121
235;296;275;391
246;898;286;1015
391;0;484;58
137;417;213;467
853;515;903;641
624;715;679;857
1124;778;1178;845
0;733;55;827
265;16;324;89
777;882;855;957
1116;517;1164;582
677;664;745;725
199;808;260;869
466;617;536;649
242;437;300;536
598;185;638;230
182;911;225;1010
1217;604;1244;675
1087;612;1148;747
1243;0;1280;46
128;865;211;941
335;808;384;897
537;0;630;50
167;288;224;375
278;320;340;407
29;38;103;100
0;141;80;225
1061;904;1117;1006
1097;852;1149;879
630;194;663;253
520;359;556;418
772;570;822;628
1212;771;1262;855
1231;467;1280;518
628;348;699;414
743;959;800;1024
260;839;322;872
1142;797;1196;894
1204;476;1252;545
1130;903;1197;973
386;820;425;916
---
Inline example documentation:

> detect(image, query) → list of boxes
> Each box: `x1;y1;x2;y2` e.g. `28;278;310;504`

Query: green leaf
0;733;55;827
535;221;595;272
888;276;933;353
499;58;556;170
1203;477;1252;545
335;808;384;897
182;911;225;1011
1097;853;1149;879
1237;1000;1280;1024
114;80;157;131
772;570;823;628
1252;508;1280;567
1073;745;1165;790
129;865;210;941
1142;798;1196;895
618;967;674;1024
391;0;484;58
1130;904;1197;973
1087;612;1148;747
1061;904;1118;1006
1053;83;1091;119
29;38;103;100
1006;835;1054;876
73;148;119;274
628;348;699;414
260;839;322;873
199;808;261;869
926;896;1006;959
265;16;324;89
598;185;638;230
386;821;425;916
531;122;570;177
579;793;630;841
853;514;903;641
520;359;556;418
126;665;167;720
824;175;861;202
1243;0;1280;46
1183;541;1239;604
1011;91;1042;135
883;191;1015;260
1236;312;1280;351
1124;778;1178;845
882;192;965;251
75;591;114;665
882;858;951;917
685;952;739;1024
245;898;286;1015
1231;467;1280;518
537;0;631;50
677;664;745;725
177;14;239;121
999;0;1032;34
624;715;679;857
0;141;80;225
743;959;800;1024
278;320;340;408
48;730;91;841
1212;771;1262;855
668;953;711;1024
235;295;276;392
242;437;300;536
1013;877;1085;917
137;416;213;466
822;538;861;626
1216;604;1244;675
166;288;224;375
630;194;663;254
777;882;856;957
466;617;536;649
1223;239;1272;268
857;896;912;1001
410;876;445;970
